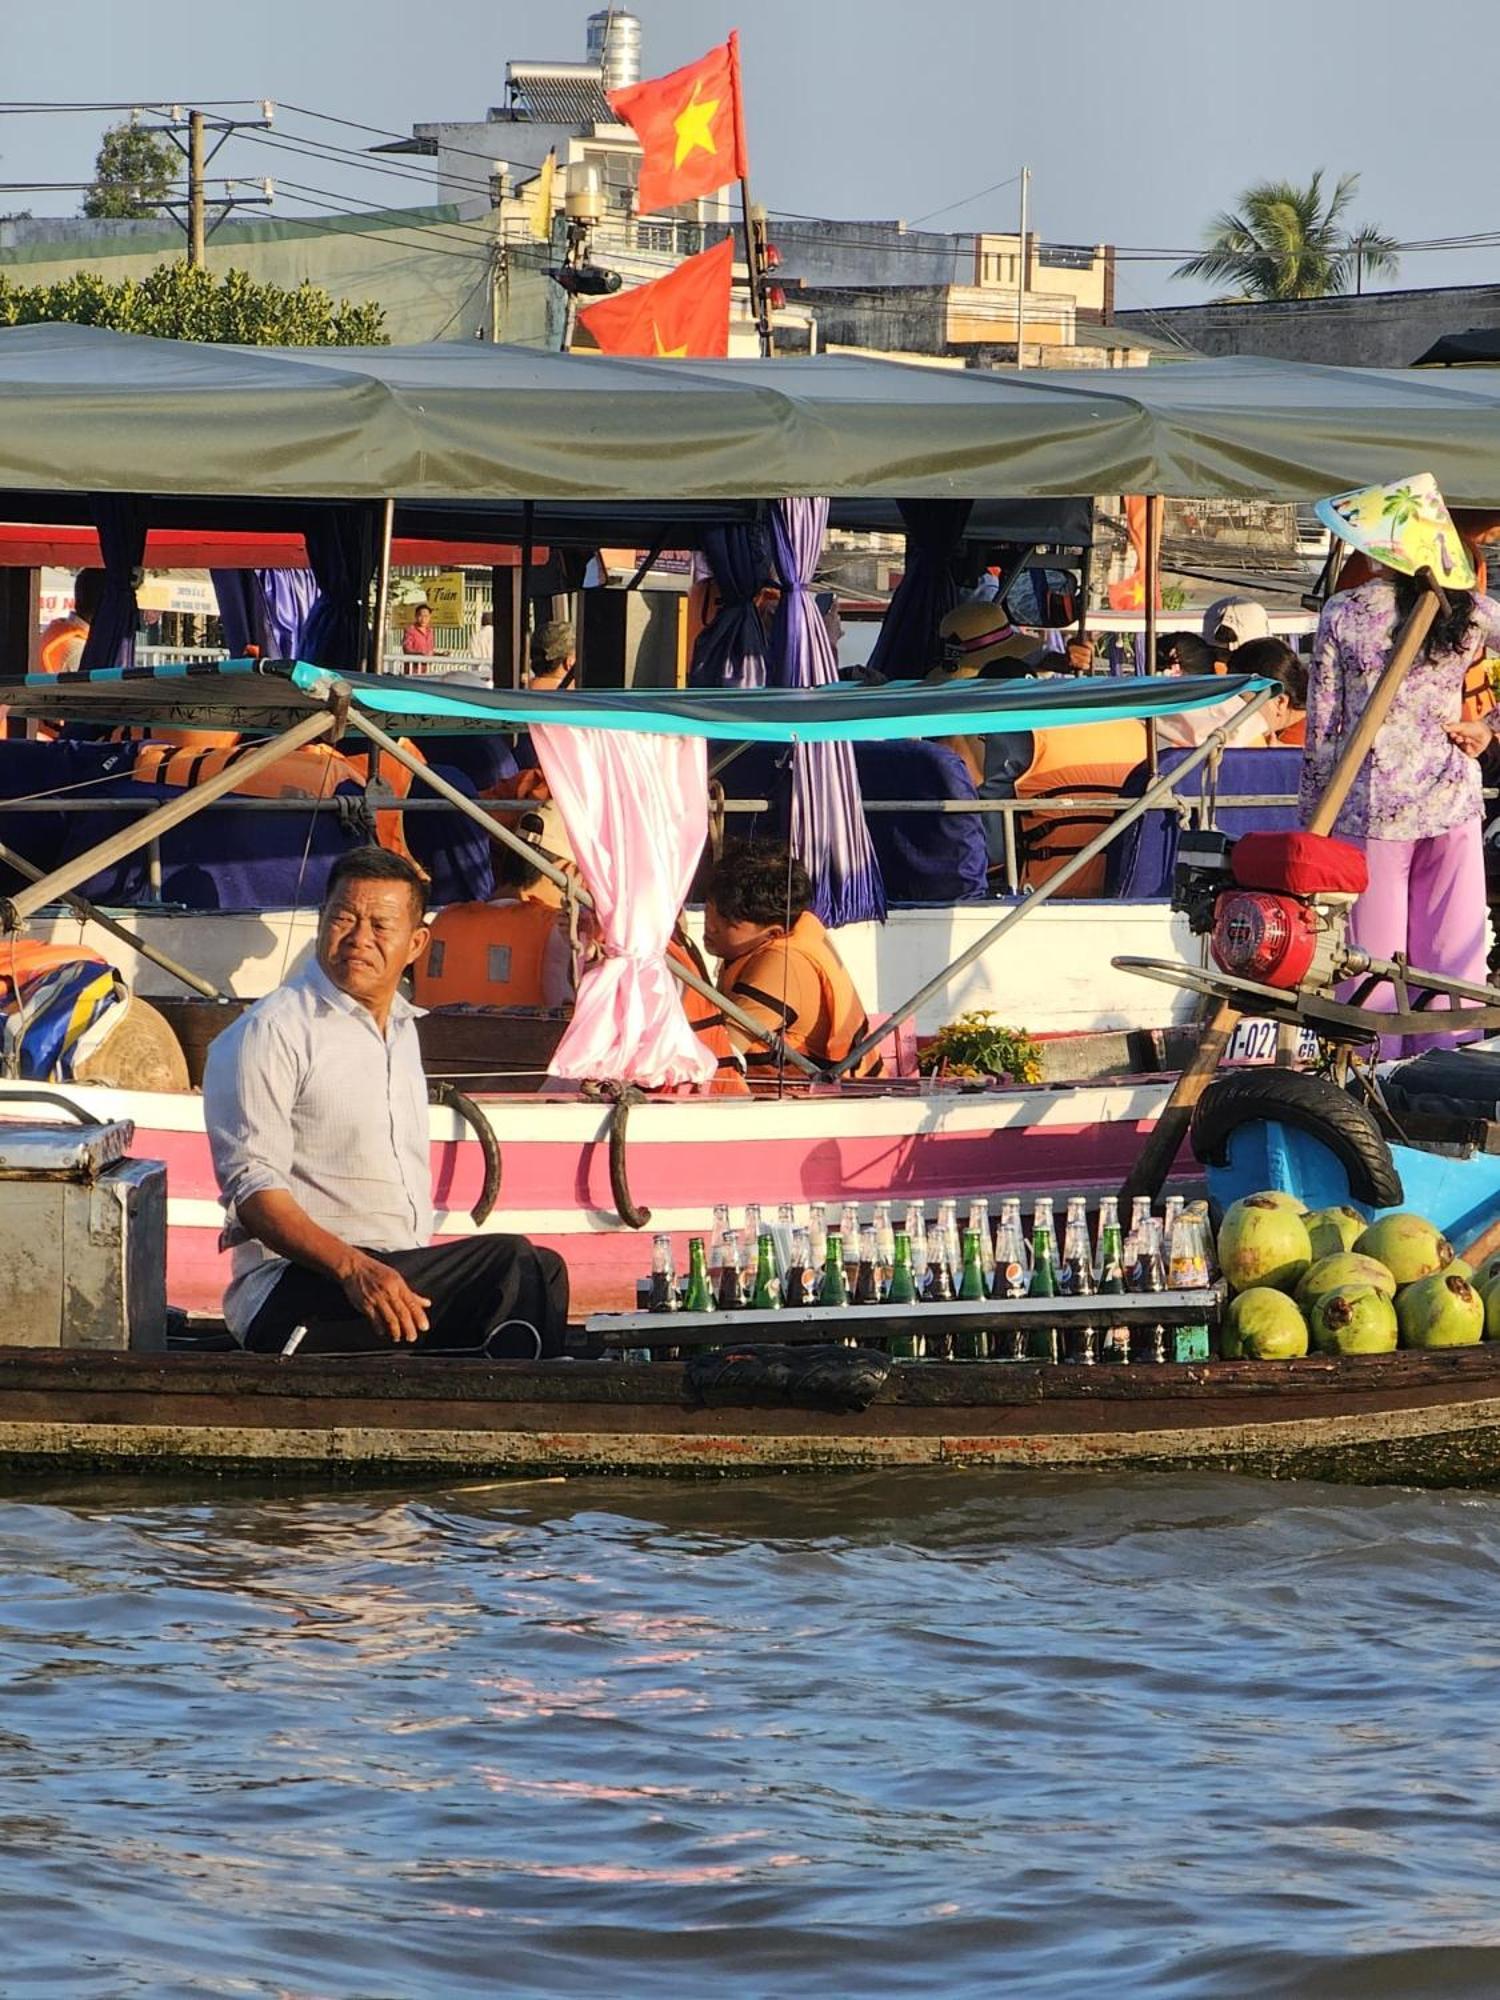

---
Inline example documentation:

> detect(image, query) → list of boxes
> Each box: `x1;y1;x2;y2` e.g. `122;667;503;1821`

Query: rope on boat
428;1079;501;1226
604;1082;652;1230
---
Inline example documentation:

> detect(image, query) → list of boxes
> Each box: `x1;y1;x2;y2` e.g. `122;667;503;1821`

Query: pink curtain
533;725;716;1089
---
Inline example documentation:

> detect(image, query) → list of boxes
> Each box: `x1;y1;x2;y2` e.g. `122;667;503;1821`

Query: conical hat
1314;473;1476;591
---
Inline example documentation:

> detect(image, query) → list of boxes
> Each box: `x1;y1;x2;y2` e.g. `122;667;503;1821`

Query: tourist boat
0;657;1256;1314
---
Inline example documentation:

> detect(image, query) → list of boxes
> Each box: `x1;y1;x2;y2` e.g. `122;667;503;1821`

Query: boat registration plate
1224;1017;1319;1066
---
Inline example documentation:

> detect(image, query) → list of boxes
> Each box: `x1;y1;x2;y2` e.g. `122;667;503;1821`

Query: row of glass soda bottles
645;1194;1217;1314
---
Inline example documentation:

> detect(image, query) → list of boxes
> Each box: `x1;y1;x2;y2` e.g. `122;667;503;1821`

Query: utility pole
1015;164;1030;372
187;109;205;269
145;104;276;262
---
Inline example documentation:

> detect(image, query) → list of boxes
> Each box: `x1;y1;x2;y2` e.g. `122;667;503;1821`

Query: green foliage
916;1011;1043;1086
82;122;179;220
0;262;387;345
1174;171;1399;302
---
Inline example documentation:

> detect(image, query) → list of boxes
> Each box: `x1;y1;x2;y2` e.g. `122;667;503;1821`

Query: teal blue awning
4;658;1271;742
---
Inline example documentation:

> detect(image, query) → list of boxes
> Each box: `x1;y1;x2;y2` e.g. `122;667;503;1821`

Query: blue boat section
1206;1122;1500;1244
13;658;1271;744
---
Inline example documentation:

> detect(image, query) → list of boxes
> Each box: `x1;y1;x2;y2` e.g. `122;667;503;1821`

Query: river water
2;1471;1499;1998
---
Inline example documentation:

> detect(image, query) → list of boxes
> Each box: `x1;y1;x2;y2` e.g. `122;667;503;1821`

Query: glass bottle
840;1203;863;1282
1031;1197;1058;1266
773;1201;799;1281
872;1202;897;1294
935;1199;963;1289
647;1232;680;1314
716;1229;748;1313
751;1232;782;1310
682;1236;715;1314
1162;1194;1184;1248
820;1230;850;1308
967;1198;996;1288
887;1230;919;1305
1098;1222;1127;1295
1168;1211;1210;1292
1026;1208;1059;1360
783;1226;815;1309
959;1227;987;1301
854;1224;882;1305
1092;1195;1120;1286
1059;1196;1093;1298
808;1205;829;1274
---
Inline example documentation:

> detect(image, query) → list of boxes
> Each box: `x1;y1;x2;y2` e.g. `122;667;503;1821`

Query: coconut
1216;1195;1313;1296
1308;1283;1399;1356
1305;1205;1367;1260
1223;1288;1309;1360
1354;1213;1453;1288
1294;1252;1398;1312
1397;1270;1484;1348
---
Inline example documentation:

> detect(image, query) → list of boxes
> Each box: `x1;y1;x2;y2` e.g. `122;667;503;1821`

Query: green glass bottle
1099;1223;1126;1295
959;1228;986;1301
1026;1216;1059;1361
820;1229;850;1308
683;1236;715;1314
751;1232;782;1311
887;1231;918;1305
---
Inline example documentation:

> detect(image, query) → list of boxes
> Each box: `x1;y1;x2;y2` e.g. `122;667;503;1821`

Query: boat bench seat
1108;747;1304;900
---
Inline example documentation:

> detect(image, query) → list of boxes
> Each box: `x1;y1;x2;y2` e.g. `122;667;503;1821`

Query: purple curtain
302;510;377;670
688;521;771;687
865;499;974;681
213;569;320;659
80;496;148;671
767;497;886;927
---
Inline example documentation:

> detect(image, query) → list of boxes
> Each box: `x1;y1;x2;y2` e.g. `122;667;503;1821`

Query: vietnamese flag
577;236;733;359
609;33;748;214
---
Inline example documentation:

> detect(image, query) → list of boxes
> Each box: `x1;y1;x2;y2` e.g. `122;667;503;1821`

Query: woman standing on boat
1300;558;1500;1053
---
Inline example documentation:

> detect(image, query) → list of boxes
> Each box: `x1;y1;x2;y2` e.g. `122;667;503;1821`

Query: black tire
1190;1067;1404;1209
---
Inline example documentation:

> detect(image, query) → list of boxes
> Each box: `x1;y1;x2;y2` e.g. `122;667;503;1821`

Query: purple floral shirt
1300;580;1500;841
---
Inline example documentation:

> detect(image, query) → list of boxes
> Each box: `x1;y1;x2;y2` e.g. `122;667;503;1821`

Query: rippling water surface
3;1471;1500;1997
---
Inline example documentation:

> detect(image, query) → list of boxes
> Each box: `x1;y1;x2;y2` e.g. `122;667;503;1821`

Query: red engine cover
1211;889;1319;989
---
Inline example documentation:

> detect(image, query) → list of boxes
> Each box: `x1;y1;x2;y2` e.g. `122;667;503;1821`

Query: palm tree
1174;171;1400;301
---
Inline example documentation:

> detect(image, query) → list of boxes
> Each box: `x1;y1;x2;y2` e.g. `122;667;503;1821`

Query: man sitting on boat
203;845;569;1358
701;840;882;1083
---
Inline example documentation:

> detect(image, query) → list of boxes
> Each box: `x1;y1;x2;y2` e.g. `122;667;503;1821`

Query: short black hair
1168;633;1225;676
74;567;106;622
1229;635;1305;708
324;844;428;921
702;839;813;928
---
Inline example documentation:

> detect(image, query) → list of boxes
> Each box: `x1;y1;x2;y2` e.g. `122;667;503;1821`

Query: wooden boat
2;1340;1499;1487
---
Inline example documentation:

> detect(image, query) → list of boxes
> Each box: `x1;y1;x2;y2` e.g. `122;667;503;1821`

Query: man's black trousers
243;1236;570;1357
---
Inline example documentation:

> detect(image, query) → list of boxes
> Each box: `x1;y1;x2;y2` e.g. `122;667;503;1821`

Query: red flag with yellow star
576;237;733;359
609;34;748;214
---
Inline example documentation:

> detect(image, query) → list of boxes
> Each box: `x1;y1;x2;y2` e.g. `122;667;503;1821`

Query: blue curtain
688;521;772;687
767;497;886;927
302;510;377;670
865;499;974;681
80;495;149;671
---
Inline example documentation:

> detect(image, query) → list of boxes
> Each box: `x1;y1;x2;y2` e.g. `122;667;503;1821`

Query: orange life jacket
130;734;426;865
36;617;87;677
412;897;565;1009
1012;720;1147;895
666;933;748;1096
727;910;883;1084
1463;657;1497;723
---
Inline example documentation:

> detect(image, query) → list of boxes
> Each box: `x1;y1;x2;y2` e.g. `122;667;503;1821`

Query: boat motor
1207;832;1367;993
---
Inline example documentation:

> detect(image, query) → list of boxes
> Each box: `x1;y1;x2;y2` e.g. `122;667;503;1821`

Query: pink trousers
1346;822;1489;1058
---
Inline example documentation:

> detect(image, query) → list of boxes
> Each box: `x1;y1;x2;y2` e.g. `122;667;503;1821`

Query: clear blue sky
4;0;1496;305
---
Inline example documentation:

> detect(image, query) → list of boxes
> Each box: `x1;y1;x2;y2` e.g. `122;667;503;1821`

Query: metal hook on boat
428;1079;501;1227
604;1082;652;1230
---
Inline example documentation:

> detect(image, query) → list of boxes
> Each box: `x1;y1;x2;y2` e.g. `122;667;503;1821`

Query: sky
4;0;1499;309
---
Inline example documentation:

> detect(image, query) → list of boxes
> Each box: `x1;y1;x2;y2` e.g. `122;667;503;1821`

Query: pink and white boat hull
0;1079;1173;1316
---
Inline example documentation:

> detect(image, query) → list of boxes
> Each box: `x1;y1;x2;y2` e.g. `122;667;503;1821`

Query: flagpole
728;31;773;359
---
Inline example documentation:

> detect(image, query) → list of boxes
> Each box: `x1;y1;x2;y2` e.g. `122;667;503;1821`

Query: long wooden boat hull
4;1347;1500;1488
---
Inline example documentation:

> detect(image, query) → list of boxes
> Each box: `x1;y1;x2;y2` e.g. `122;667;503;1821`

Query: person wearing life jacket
701;840;882;1085
665;923;749;1095
33;567;104;678
411;805;573;1011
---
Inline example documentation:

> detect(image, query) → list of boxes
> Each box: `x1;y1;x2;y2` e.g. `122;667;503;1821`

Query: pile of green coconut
1219;1194;1496;1358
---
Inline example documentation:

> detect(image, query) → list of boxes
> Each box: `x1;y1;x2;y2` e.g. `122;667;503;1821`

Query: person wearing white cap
1201;598;1272;648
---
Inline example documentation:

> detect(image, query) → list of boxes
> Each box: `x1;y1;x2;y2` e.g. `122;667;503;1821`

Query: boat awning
0;658;1270;742
7;325;1500;503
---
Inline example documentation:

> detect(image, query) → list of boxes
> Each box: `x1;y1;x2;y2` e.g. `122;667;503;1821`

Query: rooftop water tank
586;8;642;95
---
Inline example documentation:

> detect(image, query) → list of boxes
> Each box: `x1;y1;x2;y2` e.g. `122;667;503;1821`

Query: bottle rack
586;1288;1224;1349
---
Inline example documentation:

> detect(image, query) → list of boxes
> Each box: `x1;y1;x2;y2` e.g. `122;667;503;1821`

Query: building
1114;282;1500;369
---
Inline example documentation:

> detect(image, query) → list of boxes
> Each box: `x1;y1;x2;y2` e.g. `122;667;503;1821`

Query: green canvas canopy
4;324;1500;504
